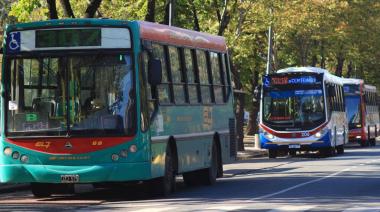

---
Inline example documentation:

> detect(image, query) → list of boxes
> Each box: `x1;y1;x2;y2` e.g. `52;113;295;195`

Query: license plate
289;144;301;149
61;175;79;183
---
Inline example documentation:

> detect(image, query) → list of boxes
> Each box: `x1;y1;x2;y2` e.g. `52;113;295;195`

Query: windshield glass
6;54;134;136
345;95;362;128
263;89;325;131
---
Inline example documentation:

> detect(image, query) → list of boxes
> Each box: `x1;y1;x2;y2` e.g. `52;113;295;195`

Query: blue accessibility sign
6;32;21;53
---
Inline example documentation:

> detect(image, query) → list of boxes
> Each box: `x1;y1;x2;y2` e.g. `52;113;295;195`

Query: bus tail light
129;145;137;153
20;155;29;163
4;147;12;156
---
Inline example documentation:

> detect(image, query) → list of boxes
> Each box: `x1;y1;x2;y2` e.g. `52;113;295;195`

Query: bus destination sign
264;76;318;87
36;29;101;48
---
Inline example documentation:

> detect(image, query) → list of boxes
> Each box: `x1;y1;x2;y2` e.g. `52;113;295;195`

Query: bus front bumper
0;162;151;183
260;133;331;150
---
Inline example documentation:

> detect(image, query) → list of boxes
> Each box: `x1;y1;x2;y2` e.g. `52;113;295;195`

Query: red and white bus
343;78;380;146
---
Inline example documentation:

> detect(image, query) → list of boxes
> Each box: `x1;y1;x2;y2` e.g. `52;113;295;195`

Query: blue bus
259;67;348;158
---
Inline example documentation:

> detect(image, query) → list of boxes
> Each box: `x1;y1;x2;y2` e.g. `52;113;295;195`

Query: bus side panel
150;141;167;179
329;111;348;146
176;139;210;173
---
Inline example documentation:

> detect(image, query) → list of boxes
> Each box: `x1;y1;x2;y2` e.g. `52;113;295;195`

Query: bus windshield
345;95;362;128
263;89;325;131
6;54;134;136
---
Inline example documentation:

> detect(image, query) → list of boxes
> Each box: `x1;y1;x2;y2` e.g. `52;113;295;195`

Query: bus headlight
111;154;119;161
12;151;20;159
264;132;275;139
129;145;137;153
119;149;128;157
4;147;12;156
20;155;29;163
315;127;328;138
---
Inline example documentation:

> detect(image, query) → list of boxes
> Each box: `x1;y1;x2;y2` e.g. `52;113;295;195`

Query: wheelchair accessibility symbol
8;32;21;52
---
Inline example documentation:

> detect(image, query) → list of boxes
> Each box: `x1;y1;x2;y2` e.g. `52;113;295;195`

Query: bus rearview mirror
148;58;162;86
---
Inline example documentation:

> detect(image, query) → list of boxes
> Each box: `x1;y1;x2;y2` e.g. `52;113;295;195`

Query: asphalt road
1;145;380;212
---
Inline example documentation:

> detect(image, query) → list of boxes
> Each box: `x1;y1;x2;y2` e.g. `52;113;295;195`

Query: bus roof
341;78;364;85
276;66;344;85
364;84;377;92
138;21;227;52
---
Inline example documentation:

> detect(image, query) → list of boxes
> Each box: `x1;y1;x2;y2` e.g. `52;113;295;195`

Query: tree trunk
335;54;345;77
320;41;326;68
218;0;230;36
47;0;58;19
84;0;102;18
145;0;155;22
189;0;200;31
229;54;245;151
346;61;353;78
59;0;75;18
246;68;259;135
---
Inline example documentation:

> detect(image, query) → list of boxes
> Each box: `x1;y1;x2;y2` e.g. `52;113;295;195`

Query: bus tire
336;145;344;154
152;143;176;196
268;149;277;158
289;150;297;157
31;183;52;198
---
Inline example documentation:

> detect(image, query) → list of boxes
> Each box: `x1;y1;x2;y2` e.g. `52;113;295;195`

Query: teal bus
0;19;236;197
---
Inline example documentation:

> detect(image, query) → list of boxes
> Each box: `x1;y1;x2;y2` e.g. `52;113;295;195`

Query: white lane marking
343;207;380;212
250;158;380;201
131;207;177;212
205;205;246;211
269;205;316;212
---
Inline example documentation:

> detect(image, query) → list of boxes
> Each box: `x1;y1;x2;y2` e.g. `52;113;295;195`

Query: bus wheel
336;145;344;154
31;183;52;198
152;144;176;196
319;147;335;157
289;150;297;157
360;140;367;147
370;137;376;146
268;149;277;158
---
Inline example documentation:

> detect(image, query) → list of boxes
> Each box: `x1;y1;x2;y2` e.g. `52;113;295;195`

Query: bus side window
168;46;186;104
184;48;200;104
152;43;172;104
196;50;211;104
210;52;224;104
140;50;150;131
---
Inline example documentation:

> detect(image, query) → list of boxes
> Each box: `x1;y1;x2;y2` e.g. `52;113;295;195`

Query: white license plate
289;144;301;149
61;175;79;183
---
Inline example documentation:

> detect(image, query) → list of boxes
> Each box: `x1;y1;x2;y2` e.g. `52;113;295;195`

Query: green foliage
4;0;380;100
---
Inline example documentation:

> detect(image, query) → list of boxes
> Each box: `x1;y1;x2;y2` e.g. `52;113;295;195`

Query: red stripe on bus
6;136;134;154
260;123;328;139
139;21;227;52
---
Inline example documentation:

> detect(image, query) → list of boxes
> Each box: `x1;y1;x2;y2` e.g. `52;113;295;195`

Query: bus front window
263;89;325;130
345;95;362;129
6;54;134;136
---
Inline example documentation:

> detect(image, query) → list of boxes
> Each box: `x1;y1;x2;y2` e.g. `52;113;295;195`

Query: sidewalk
237;134;267;160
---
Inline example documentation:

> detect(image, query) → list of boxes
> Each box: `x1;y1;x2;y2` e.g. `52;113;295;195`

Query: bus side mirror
148;58;162;86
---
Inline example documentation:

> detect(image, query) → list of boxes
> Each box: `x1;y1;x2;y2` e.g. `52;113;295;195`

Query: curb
237;148;267;160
